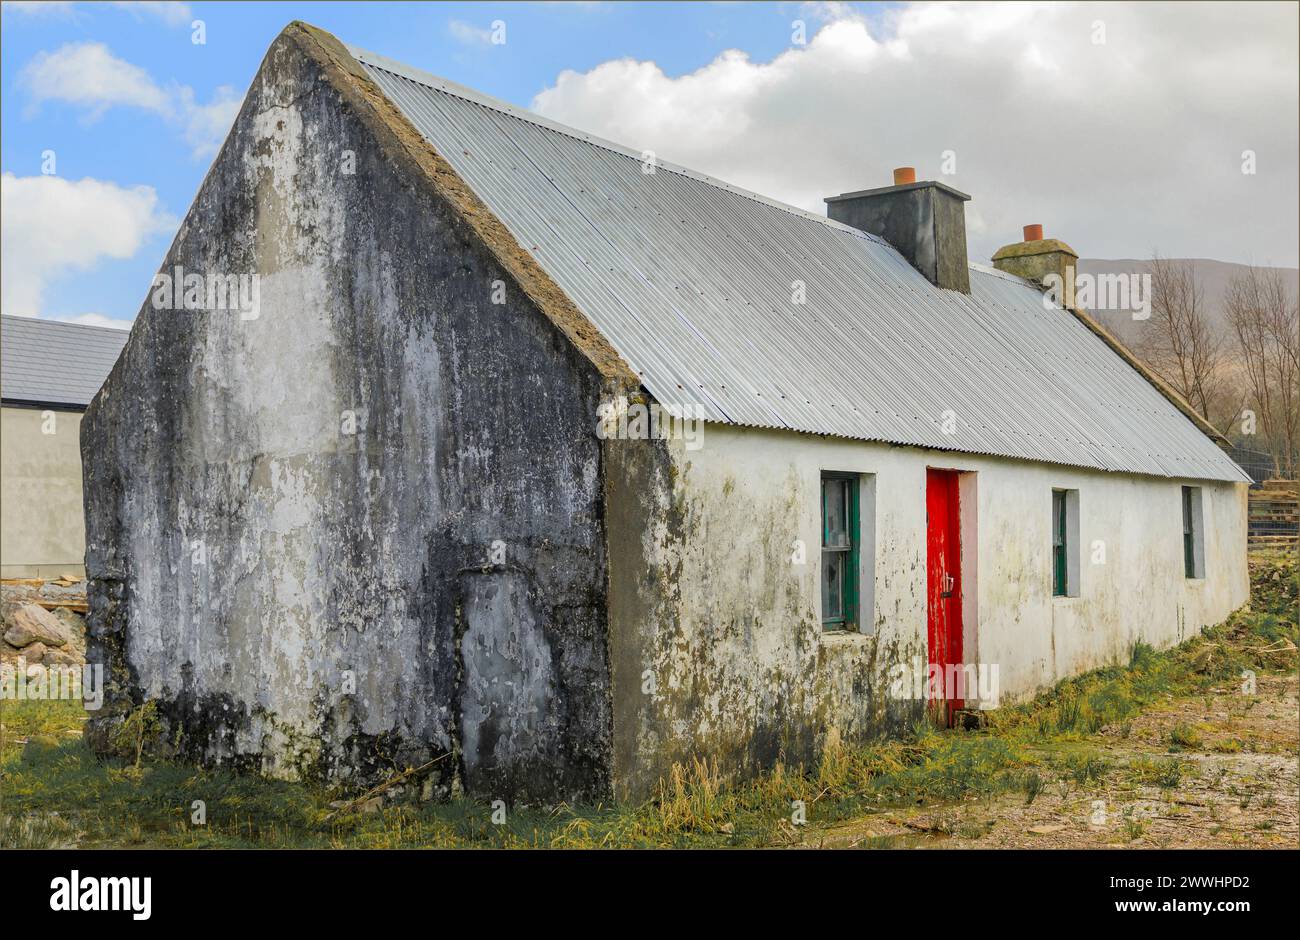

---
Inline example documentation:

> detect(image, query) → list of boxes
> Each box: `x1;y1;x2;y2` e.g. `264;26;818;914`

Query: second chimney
824;167;972;293
990;224;1078;291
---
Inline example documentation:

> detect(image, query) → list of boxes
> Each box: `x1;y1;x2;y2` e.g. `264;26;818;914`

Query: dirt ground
799;674;1299;849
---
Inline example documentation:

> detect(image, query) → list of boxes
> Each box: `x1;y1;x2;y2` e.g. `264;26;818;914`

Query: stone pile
0;577;88;667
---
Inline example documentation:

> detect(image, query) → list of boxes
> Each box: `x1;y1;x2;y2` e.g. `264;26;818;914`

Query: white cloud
177;84;243;158
50;312;136;331
110;1;192;27
531;1;1300;266
3;1;192;24
22;41;171;117
449;20;493;47
19;42;242;156
1;172;175;319
1;1;76;16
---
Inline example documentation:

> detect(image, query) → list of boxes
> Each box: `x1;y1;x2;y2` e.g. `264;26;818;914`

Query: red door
926;469;963;716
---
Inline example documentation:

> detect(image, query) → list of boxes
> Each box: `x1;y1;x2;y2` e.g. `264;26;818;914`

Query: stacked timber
1248;479;1299;551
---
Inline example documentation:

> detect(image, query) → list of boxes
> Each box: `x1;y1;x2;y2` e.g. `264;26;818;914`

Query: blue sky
2;1;1296;328
3;1;894;326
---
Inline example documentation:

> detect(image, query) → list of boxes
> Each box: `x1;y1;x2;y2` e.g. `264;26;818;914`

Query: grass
1168;723;1203;751
1130;756;1189;789
2;553;1295;849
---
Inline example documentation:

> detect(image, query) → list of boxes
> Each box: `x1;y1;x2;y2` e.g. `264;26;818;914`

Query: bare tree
1136;254;1231;427
1225;266;1299;477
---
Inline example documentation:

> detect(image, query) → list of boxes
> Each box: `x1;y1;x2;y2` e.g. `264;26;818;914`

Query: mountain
1076;258;1299;347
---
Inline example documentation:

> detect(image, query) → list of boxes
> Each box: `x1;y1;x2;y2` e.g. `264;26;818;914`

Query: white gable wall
608;422;1249;795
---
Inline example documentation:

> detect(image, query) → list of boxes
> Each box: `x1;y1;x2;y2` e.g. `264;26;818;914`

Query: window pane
822;552;844;621
824;479;848;548
1052;491;1064;548
1183;486;1199;577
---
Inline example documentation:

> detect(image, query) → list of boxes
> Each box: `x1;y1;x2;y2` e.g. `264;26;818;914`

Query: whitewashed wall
608;421;1249;794
689;423;1246;701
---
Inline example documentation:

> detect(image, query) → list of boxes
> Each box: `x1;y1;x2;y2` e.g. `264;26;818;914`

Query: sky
2;0;1297;330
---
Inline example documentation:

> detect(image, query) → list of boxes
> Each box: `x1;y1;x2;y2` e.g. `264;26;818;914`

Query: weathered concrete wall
82;27;615;802
1;405;87;578
608;422;1249;799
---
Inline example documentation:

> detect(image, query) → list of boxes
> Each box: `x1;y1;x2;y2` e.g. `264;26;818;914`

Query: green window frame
1052;488;1081;597
1052;489;1068;597
821;473;860;631
1182;485;1201;578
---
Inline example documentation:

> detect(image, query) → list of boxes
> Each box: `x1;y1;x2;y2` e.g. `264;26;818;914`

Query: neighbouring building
1;316;129;578
82;23;1250;803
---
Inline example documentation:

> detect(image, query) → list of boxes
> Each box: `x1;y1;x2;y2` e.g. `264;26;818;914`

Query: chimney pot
893;166;917;186
1023;223;1044;242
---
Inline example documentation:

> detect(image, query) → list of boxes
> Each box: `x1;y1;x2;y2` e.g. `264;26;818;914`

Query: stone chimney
991;224;1078;291
825;167;972;293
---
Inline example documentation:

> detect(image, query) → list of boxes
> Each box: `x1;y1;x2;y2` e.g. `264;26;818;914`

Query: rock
38;580;85;601
358;797;383;814
22;641;49;664
3;605;69;648
43;647;83;667
51;609;86;649
0;586;36;621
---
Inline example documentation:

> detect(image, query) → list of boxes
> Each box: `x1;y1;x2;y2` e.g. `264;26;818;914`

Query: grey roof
1;315;129;408
351;46;1248;483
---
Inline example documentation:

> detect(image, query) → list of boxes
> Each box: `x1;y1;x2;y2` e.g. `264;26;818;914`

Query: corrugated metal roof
1;315;129;408
350;46;1248;483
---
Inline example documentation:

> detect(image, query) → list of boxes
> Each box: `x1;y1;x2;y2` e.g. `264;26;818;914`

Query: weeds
1168;723;1203;751
1132;757;1187;789
108;701;161;770
1066;754;1109;786
1021;770;1045;805
2;553;1294;849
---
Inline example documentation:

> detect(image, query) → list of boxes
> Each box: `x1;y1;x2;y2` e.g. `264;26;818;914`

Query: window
1182;485;1205;579
1051;490;1067;596
1052;488;1080;597
821;473;859;631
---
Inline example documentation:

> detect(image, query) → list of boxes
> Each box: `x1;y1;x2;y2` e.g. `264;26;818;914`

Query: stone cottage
83;23;1250;803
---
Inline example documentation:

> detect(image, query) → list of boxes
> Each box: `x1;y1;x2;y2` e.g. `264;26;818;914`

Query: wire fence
1227;446;1298;485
